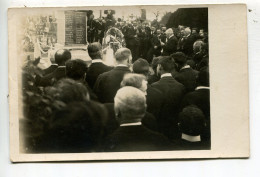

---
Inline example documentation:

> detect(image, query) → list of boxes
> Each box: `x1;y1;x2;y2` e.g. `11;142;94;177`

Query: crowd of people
22;21;210;153
87;14;208;63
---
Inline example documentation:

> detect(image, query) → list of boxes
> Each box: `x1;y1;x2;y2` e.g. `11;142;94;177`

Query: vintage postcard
8;4;249;162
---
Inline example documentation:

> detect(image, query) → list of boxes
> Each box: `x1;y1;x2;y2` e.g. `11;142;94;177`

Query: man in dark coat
87;14;96;43
151;56;186;139
36;49;71;86
93;48;131;103
103;87;173;152
160;26;167;43
172;52;198;92
180;67;210;140
94;18;106;44
162;28;178;56
147;29;162;63
179;27;196;57
85;42;113;89
124;23;139;62
132;58;164;121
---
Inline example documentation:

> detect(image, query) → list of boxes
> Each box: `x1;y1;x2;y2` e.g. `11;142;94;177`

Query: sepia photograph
8;4;249;161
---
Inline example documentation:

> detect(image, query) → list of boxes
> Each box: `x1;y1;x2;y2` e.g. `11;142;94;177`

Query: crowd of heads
22;17;210;153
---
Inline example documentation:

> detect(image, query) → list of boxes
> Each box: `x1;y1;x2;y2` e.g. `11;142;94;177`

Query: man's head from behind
55;49;71;66
172;52;187;70
120;73;147;95
115;48;132;66
156;56;174;76
193;40;205;54
65;59;88;81
87;42;102;60
178;105;206;136
46;78;90;104
48;101;104;152
133;58;150;77
114;86;146;124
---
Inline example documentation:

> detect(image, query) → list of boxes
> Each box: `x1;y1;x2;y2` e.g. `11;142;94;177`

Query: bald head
114;86;146;123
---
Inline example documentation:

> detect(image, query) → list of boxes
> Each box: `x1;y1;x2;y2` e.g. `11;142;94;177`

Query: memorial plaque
65;11;86;45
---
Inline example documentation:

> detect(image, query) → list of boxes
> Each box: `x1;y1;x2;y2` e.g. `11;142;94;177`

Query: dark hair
157;56;174;73
87;42;102;59
197;67;209;87
39;101;106;152
46;78;89;104
172;52;187;66
151;56;162;72
133;58;150;76
65;59;87;80
179;105;206;136
54;49;71;66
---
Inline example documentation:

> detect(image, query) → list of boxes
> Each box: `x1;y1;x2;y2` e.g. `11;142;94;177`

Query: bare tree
153;11;160;21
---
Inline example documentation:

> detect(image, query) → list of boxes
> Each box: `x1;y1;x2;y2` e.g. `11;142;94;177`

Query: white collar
120;122;142;127
92;59;103;64
180;65;190;70
161;73;172;78
58;66;66;68
181;133;201;142
195;86;210;90
116;64;128;67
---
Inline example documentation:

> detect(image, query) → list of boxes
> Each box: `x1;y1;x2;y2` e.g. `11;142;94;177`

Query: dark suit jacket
86;62;113;89
151;76;186;139
104;103;158;135
162;36;178;56
147;74;160;85
180;88;210;140
146;85;164;121
103;125;173;152
35;64;58;86
37;66;66;87
174;67;198;92
181;35;196;56
43;64;58;75
180;88;210;119
94;66;131;103
150;35;162;56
